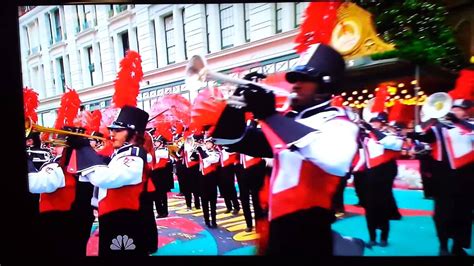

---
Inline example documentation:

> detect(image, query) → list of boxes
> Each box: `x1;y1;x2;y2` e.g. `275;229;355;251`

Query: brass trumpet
25;117;106;141
185;54;296;112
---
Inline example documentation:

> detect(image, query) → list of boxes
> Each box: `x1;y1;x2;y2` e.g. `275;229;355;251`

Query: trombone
25;117;107;142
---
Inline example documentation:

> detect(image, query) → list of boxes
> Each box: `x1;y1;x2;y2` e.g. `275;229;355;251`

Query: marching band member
410;99;473;256
150;137;174;218
26;128;97;256
217;145;241;214
180;134;202;210
237;147;266;233
359;112;403;247
211;44;361;255
195;137;221;228
25;131;51;234
69;106;158;256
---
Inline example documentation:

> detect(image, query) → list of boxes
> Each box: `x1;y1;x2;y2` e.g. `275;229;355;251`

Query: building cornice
18;6;52;25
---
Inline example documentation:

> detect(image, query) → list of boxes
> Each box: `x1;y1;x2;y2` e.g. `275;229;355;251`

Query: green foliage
354;0;468;71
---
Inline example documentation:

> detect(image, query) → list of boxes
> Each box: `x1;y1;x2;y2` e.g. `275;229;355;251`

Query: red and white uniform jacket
240;154;263;169
154;148;170;169
351;147;366;173
81;144;147;216
361;131;403;169
261;103;359;221
219;147;239;167
183;137;199;168
199;148;221;176
417;121;474;169
28;157;78;213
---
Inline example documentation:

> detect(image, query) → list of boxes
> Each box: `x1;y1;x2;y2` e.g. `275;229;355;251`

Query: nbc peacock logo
110;235;136;251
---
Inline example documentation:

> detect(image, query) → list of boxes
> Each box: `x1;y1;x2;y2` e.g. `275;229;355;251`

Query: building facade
18;3;309;127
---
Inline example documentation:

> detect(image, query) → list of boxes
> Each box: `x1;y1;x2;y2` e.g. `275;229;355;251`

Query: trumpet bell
421;92;452;120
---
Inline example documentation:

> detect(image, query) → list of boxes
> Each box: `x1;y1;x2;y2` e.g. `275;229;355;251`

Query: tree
354;0;468;71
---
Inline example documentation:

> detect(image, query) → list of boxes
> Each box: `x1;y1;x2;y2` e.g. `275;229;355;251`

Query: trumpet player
65;106;158;256
26;128;97;257
409;99;473;256
210;44;362;255
196;137;220;228
180;134;202;211
150;136;174;218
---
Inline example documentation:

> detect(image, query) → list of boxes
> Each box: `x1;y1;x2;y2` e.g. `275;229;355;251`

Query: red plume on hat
331;95;344;107
154;120;173;142
23;86;39;123
448;69;474;101
294;1;341;54
54;88;82;130
77;109;102;134
388;100;414;124
371;84;389;113
113;50;143;108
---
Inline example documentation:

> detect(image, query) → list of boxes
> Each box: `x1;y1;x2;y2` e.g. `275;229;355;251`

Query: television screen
11;1;474;259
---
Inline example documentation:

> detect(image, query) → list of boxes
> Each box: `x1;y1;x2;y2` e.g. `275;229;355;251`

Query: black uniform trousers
182;165;201;209
364;160;401;242
418;154;435;198
353;171;367;207
236;161;266;229
431;160;473;249
332;173;349;213
36;180;95;257
265;207;334;255
150;164;174;217
200;171;218;225
218;164;240;212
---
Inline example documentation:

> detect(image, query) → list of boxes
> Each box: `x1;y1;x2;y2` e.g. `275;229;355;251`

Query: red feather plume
331;95;344;107
113;50;143;108
448;69;474;101
371;85;389;113
190;87;226;133
23;87;39;123
294;1;341;54
154;120;173;142
54;89;82;129
90;110;102;133
388;100;403;122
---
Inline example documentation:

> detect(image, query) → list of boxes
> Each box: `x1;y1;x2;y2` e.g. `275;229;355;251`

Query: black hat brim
285;71;319;84
107;124;128;130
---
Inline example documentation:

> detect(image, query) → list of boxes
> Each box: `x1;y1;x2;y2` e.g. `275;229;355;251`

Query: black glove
67;136;91;149
445;112;460;123
195;146;208;159
243;72;267;82
190;151;199;161
242;84;276;119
